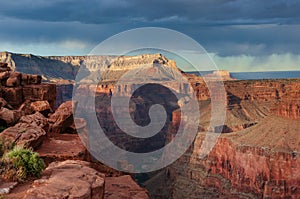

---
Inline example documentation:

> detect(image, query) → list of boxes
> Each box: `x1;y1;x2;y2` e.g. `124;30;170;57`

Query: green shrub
2;145;45;181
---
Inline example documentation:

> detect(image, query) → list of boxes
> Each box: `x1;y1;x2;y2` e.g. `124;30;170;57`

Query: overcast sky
0;0;300;72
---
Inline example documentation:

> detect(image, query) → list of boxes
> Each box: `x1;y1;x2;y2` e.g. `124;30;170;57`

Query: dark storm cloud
0;17;126;43
1;0;300;25
0;0;131;24
0;0;300;57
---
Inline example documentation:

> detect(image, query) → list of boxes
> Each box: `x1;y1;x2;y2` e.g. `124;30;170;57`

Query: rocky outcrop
0;62;56;109
35;100;88;163
5;160;149;199
29;100;52;116
23;160;105;199
0;107;22;126
36;134;87;164
18;112;49;131
105;175;149;199
48;100;76;134
0;113;47;149
22;84;56;109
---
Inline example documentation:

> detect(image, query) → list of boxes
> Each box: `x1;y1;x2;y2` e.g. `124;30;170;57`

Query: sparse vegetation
0;138;15;157
0;145;45;181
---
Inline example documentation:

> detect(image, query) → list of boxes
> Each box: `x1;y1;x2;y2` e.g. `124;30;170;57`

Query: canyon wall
55;83;74;108
223;79;300;119
0;52;77;80
168;130;300;198
0;51;115;81
166;79;300;198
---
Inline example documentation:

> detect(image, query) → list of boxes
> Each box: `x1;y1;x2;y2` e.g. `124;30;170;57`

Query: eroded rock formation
164;79;300;198
48;101;76;134
0;52;115;81
0;112;47;149
23;160;105;199
0;62;56;110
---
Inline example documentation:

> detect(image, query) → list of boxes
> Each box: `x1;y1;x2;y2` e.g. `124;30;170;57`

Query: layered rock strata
0;62;56;110
165;79;300;198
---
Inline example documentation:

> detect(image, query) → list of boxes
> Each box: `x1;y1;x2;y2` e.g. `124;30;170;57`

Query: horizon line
1;50;300;74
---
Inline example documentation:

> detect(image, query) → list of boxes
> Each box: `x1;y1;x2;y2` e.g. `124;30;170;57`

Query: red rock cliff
166;78;300;198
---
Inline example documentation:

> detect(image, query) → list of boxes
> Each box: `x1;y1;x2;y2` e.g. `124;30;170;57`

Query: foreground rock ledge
105;175;149;199
23;160;105;199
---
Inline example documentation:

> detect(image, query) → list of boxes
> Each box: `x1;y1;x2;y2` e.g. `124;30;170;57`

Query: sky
0;0;300;72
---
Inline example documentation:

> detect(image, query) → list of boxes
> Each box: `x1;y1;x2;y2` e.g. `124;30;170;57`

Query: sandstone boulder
30;100;52;116
0;122;46;149
18;100;34;115
49;100;76;134
0;107;21;125
19;112;49;131
6;72;21;87
23;160;105;199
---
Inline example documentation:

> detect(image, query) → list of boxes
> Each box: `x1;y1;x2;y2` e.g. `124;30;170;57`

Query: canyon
72;54;300;198
164;79;300;199
0;52;299;198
